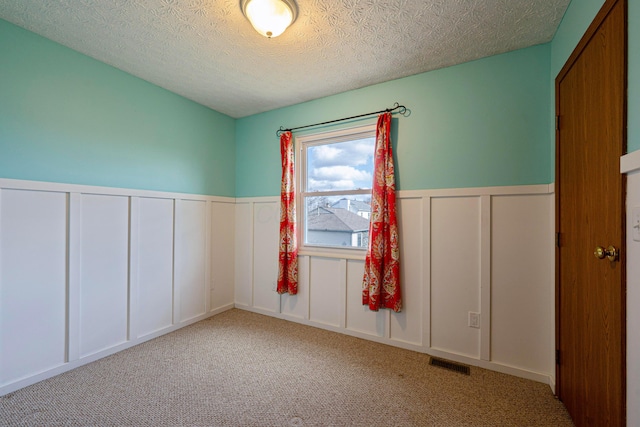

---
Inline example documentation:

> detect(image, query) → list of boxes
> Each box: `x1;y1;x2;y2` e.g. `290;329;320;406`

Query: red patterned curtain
362;112;402;312
277;131;298;295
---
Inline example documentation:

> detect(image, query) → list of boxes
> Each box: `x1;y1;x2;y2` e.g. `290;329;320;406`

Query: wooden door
556;0;626;425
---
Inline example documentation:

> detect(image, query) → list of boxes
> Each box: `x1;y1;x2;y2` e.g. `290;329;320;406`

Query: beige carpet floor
0;309;574;426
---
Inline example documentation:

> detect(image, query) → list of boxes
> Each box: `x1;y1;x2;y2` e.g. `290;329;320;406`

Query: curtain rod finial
276;126;289;137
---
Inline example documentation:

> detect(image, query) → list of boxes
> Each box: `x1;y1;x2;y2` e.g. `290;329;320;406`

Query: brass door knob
594;245;619;261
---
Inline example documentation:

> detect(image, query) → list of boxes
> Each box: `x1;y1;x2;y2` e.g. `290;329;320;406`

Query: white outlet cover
468;312;480;329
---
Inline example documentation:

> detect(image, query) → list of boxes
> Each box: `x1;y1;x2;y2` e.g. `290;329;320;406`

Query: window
298;124;375;250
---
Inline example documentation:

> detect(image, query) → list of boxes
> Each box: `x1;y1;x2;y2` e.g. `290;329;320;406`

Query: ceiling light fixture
240;0;298;38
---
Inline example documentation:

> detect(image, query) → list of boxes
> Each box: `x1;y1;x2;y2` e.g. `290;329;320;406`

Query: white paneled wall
234;203;253;307
135;197;175;339
235;185;555;386
0;179;557;394
175;199;208;323
390;197;423;346
78;194;130;358
622;152;640;427
0;189;67;385
491;195;553;374
345;259;385;337
0;179;235;396
309;257;345;328
252;202;280;313
281;255;309;321
431;196;481;359
210;202;236;312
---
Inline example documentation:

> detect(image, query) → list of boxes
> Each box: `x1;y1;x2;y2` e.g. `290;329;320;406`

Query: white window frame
296;123;376;259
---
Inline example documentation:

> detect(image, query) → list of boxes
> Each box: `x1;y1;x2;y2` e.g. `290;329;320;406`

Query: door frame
554;0;627;413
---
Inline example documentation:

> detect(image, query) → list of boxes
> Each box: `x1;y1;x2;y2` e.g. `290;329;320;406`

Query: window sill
298;247;367;261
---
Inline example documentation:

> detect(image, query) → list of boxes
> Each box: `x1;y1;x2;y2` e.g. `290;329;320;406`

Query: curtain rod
276;102;410;137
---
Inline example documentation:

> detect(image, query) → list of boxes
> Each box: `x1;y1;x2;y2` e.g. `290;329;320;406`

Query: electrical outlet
468;312;480;329
633;207;640;242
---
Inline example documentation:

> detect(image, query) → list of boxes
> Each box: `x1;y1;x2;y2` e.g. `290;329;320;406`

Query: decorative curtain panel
362;112;402;312
277;131;298;295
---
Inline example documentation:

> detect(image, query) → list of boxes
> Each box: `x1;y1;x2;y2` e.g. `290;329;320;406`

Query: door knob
594;245;619;261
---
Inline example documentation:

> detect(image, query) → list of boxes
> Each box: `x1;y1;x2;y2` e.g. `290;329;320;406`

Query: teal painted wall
6;1;634;198
0;19;235;196
550;0;639;154
236;44;551;197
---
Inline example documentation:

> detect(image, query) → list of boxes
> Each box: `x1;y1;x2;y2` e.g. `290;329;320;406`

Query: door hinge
556;349;560;365
556;232;561;248
555;115;560;131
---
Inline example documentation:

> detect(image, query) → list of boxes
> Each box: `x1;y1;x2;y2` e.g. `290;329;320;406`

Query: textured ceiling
0;0;570;118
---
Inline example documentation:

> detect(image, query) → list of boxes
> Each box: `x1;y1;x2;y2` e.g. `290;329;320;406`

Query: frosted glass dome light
241;0;298;38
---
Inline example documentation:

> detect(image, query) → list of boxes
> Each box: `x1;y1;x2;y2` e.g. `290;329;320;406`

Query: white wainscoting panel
390;197;423;346
430;196;481;359
345;259;385;337
0;179;235;396
234;202;253;307
235;185;556;386
175;199;207;323
136;197;174;338
252;202;280;313
491;195;553;374
78;194;130;358
281;255;310;320
309;257;344;328
624;166;640;427
210;202;235;311
0;189;67;385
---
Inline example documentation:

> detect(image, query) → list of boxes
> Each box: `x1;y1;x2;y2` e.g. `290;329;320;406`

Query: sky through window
306;137;375;192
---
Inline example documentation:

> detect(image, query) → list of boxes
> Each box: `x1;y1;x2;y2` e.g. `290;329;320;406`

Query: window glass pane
306;137;375;192
305;195;371;249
